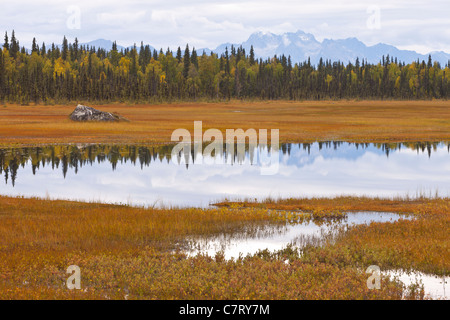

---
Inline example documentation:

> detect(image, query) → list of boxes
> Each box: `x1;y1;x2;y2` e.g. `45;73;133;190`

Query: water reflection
186;211;409;259
186;211;447;300
385;270;448;300
1;141;450;207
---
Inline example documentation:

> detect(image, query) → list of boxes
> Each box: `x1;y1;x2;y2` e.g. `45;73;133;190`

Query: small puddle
384;270;448;300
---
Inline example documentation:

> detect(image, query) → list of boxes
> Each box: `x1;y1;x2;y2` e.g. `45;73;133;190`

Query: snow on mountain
83;30;450;66
209;30;450;66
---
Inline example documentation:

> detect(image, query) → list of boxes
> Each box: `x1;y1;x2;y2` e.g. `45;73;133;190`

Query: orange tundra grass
1;100;450;146
1;195;447;299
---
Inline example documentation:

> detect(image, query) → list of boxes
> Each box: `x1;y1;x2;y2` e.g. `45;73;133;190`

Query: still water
1;142;448;299
185;210;447;300
1;141;450;207
186;211;409;259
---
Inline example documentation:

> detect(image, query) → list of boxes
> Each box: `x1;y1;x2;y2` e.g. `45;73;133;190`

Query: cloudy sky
1;0;449;54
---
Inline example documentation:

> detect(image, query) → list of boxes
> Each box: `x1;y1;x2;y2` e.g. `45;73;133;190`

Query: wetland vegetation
0;195;448;299
0;100;449;300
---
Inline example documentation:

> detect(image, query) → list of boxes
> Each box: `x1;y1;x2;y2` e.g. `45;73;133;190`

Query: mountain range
81;30;450;66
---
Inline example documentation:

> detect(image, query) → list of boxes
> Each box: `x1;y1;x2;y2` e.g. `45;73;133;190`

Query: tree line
1;31;450;104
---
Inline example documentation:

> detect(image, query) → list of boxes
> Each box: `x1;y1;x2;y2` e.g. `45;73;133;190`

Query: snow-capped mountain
82;30;450;66
211;30;450;66
214;30;321;63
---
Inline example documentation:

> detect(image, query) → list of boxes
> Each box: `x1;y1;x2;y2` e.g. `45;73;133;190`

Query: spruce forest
1;31;450;104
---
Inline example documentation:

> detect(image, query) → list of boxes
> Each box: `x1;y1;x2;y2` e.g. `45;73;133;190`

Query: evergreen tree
73;37;79;62
40;42;46;57
0;48;3;102
225;47;230;74
183;44;190;78
191;47;198;69
176;46;182;63
10;30;19;58
31;37;38;53
138;41;146;71
249;45;255;65
130;48;138;77
3;31;8;50
61;36;68;61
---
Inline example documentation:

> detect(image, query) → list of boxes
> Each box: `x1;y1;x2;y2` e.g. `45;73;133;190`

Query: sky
1;0;449;54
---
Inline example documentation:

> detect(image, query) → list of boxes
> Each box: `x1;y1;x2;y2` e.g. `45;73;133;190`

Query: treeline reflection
1;141;449;186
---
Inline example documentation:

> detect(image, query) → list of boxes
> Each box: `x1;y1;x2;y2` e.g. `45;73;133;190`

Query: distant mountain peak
80;39;155;52
82;30;450;67
213;30;450;66
254;30;275;36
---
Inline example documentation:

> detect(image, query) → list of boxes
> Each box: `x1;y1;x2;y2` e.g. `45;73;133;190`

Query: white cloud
150;10;178;28
97;11;147;25
1;0;450;53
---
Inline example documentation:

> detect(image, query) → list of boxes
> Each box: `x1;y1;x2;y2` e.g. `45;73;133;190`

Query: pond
1;142;448;299
1;141;449;207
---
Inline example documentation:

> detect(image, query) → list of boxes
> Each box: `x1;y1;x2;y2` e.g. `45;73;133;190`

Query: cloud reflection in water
0;142;449;207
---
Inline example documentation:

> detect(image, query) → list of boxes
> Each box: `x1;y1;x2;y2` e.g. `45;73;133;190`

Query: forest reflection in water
0;141;449;207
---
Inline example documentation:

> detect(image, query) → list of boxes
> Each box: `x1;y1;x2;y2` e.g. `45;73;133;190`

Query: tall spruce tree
176;46;182;63
3;31;8;50
61;36;68;61
191;47;198;69
40;42;46;57
249;45;255;65
31;37;38;53
73;37;79;62
10;30;19;58
183;44;190;78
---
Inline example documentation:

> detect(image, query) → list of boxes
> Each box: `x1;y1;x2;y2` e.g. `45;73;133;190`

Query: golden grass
0;196;279;259
0;250;407;300
215;195;440;214
0;195;446;299
1;100;450;147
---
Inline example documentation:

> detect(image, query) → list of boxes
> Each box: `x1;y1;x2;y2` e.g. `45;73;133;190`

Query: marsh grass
215;195;450;276
0;196;281;256
215;194;444;214
0;195;447;299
